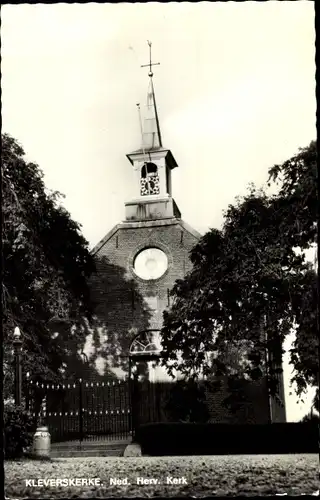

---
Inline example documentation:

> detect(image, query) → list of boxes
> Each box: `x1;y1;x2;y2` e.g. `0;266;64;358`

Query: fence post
156;382;161;423
132;374;140;441
25;375;30;412
128;357;134;438
79;379;83;445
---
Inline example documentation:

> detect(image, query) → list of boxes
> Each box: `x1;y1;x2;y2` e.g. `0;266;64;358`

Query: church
83;43;286;424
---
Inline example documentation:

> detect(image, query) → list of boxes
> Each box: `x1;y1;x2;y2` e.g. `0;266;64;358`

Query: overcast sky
2;2;316;421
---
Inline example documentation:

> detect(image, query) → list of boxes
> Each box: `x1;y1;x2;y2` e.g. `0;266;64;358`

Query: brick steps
51;447;126;457
50;438;130;457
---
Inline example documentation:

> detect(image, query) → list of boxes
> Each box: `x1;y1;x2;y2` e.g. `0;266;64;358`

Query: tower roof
127;42;178;171
141;76;162;150
134;41;163;153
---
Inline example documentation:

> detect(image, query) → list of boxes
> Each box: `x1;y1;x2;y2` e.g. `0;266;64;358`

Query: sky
2;2;316;421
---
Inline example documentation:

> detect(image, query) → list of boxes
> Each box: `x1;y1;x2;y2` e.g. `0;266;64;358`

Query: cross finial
141;40;160;77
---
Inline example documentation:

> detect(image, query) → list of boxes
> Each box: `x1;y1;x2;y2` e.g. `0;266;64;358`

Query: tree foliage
161;141;318;407
164;380;210;423
2;133;96;393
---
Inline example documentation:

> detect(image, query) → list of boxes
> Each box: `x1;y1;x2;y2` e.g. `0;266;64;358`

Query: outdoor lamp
13;326;22;345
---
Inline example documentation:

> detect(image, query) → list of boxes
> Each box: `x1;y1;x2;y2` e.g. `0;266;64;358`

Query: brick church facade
84;46;286;424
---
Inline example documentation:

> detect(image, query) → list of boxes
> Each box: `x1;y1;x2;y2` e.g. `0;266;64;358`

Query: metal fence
25;378;207;443
26;379;131;443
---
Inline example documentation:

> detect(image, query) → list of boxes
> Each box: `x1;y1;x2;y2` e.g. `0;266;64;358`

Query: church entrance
129;330;172;437
131;378;173;430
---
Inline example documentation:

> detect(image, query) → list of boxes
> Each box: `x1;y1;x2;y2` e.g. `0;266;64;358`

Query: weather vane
141;40;160;77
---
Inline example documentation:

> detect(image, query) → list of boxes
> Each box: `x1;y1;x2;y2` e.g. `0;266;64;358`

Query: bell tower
125;41;181;222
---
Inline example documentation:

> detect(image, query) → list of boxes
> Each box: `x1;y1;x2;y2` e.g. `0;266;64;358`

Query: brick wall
92;219;199;332
204;377;270;425
81;219;199;380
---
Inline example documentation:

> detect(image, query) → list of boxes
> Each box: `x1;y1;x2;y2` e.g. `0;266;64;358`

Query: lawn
4;454;319;498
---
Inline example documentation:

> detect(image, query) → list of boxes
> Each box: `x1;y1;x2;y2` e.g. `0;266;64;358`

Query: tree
2;133;96;397
300;412;320;423
161;141;318;408
268;140;318;410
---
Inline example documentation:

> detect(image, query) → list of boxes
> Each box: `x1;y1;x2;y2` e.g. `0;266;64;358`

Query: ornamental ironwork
129;330;162;359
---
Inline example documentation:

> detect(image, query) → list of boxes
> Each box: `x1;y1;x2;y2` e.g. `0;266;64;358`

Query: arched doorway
128;330;163;437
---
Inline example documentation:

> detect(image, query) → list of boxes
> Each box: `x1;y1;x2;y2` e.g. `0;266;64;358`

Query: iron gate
26;378;131;443
26;377;180;442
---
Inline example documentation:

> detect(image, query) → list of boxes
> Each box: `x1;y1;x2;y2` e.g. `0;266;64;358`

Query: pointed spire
140;41;163;150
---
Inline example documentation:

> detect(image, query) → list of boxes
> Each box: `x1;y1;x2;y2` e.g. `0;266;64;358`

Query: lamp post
79;351;88;445
13;326;22;407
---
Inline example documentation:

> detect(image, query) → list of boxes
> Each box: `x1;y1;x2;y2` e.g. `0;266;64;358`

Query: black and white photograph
2;1;318;497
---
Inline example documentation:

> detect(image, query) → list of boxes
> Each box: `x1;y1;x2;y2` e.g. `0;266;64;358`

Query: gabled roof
91;218;202;256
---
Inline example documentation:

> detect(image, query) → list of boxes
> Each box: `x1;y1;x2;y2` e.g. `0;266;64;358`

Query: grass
4;454;319;497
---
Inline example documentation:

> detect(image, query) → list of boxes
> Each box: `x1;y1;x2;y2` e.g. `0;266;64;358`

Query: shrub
4;404;36;459
135;422;319;456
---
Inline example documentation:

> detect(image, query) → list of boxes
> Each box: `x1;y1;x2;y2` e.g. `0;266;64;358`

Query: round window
133;248;168;280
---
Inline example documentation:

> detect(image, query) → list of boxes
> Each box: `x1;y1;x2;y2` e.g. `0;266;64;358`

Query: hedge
135;422;319;455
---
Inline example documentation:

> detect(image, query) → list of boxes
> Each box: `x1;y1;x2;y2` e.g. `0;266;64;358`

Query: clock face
140;174;160;196
133;248;168;280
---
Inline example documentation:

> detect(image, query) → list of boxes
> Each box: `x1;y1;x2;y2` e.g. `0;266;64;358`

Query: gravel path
4;454;319;497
